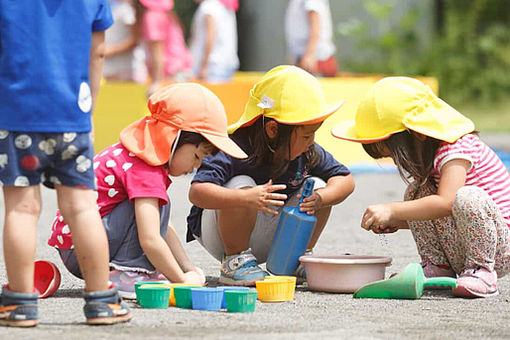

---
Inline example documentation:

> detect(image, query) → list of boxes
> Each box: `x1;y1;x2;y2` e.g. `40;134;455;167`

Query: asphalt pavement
0;134;509;339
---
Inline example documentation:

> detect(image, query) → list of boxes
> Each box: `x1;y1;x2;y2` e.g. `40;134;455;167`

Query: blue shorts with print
0;130;95;189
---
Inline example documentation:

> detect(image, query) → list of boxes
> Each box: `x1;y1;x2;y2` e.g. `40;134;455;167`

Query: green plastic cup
138;285;171;309
134;281;165;303
174;286;193;309
224;290;257;313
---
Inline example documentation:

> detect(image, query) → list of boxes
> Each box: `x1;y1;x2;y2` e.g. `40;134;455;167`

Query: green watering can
353;263;457;299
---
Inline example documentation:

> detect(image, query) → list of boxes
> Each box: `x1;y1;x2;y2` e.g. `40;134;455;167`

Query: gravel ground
0;133;509;340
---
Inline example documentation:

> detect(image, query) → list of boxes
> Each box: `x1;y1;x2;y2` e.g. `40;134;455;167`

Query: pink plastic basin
299;255;392;293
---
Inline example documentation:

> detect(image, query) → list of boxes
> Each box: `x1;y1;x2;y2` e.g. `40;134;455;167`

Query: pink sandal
452;266;498;298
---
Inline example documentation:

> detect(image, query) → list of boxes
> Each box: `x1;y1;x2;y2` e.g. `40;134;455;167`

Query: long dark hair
245;116;320;179
362;131;442;192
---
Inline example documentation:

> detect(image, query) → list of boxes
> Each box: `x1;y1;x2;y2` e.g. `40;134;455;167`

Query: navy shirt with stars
186;128;350;241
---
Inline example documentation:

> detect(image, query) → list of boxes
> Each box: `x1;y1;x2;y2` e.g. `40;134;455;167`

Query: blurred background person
189;0;239;83
285;0;338;77
104;0;147;83
138;0;193;96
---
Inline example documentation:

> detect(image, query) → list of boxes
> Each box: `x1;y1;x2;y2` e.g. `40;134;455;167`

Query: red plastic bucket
34;260;61;298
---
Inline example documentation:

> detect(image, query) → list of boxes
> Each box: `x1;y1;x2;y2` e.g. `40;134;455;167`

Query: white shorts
194;175;325;263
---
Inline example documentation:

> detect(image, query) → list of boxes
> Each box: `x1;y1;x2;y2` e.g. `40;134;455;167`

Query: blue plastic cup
190;287;223;311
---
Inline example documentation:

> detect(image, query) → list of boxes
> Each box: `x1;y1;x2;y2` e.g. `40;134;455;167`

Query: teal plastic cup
217;286;250;308
134;281;164;303
138;285;171;309
174;286;193;309
225;290;257;313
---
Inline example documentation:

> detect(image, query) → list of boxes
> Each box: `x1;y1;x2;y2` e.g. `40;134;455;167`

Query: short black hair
174;131;219;155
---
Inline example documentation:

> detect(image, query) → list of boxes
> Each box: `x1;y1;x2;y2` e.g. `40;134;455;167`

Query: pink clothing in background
140;0;173;11
141;8;193;76
220;0;238;11
48;143;172;249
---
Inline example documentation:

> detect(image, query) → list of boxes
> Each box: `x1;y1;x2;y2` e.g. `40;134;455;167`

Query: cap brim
200;132;248;159
331;120;395;143
228;100;345;135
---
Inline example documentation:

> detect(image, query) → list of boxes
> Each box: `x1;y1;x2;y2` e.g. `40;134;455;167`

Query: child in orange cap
48;83;247;298
187;65;355;286
332;76;510;298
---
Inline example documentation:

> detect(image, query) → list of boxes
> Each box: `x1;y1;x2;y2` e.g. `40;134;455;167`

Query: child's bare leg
2;186;41;293
56;185;109;292
218;206;258;255
307;206;332;248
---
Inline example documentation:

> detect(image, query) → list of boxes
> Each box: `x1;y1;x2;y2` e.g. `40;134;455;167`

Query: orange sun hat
120;83;247;166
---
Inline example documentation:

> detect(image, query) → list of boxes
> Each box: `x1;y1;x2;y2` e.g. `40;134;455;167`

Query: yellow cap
332;77;475;143
228;65;344;134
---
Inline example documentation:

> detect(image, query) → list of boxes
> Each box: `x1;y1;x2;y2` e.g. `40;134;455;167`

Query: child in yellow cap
187;65;355;286
332;76;510;298
48;83;247;298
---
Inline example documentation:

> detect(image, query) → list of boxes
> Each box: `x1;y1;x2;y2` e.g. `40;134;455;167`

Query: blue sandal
0;286;38;327
83;285;132;325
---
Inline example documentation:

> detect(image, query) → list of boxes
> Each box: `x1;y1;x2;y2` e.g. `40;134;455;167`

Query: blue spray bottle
266;178;317;275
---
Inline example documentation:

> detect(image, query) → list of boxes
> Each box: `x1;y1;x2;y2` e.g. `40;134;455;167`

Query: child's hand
193;266;205;280
198;65;208;81
299;53;318;75
298;191;322;215
183;270;206;286
370;225;399;234
361;203;393;230
243;180;287;215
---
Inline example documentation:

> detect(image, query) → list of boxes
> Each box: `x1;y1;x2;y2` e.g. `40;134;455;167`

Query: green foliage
338;0;510;106
338;1;425;77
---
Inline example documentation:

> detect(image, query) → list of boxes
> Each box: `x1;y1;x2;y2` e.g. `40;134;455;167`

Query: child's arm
198;14;215;80
135;198;204;285
89;31;106;113
299;10;320;75
105;25;137;57
189;180;287;215
361;159;470;230
299;174;355;215
163;219;204;277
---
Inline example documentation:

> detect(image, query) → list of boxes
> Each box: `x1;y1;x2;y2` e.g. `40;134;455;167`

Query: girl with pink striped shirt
333;77;510;298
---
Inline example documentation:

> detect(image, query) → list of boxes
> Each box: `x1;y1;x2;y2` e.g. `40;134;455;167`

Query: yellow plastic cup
263;276;296;301
255;280;289;302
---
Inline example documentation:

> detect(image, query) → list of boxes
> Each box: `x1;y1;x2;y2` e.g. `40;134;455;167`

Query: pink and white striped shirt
432;134;510;227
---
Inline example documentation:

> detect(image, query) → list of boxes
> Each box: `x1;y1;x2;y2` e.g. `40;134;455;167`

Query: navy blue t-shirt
186;128;350;241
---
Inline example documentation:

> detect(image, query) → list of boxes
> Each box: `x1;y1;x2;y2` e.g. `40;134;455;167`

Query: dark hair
245;116;320;179
174;131;219;155
362;131;442;193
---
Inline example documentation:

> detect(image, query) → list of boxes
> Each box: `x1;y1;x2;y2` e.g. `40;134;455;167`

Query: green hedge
339;0;510;105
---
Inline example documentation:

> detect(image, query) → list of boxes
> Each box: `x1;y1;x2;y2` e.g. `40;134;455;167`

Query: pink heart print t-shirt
48;143;172;249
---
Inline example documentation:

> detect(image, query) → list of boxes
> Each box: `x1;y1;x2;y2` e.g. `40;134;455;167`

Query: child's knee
8;196;41;218
224;175;257;189
58;192;97;219
453;186;487;213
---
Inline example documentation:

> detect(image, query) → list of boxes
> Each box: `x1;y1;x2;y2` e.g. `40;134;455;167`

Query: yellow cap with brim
332;77;475;143
228;65;344;134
